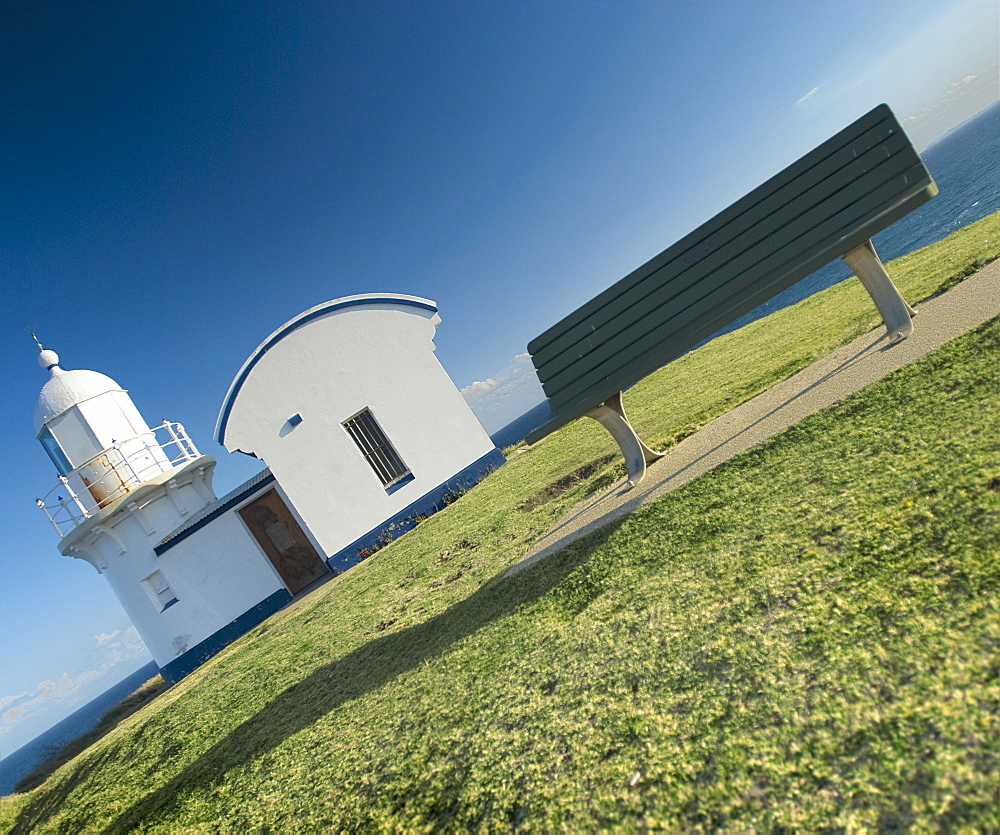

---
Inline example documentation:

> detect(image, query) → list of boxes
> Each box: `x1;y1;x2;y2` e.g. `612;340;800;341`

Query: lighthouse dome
34;367;126;432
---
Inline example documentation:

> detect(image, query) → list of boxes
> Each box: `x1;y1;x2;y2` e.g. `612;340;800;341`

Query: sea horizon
0;660;159;796
492;98;1000;449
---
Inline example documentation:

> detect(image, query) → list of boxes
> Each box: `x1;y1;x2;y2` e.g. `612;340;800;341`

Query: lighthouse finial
29;329;63;375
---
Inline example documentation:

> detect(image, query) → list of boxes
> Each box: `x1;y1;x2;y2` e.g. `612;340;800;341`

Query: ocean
0;660;159;796
491;100;1000;450
490;400;553;450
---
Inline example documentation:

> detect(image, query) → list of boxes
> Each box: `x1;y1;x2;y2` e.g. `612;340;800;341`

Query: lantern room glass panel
38;427;73;477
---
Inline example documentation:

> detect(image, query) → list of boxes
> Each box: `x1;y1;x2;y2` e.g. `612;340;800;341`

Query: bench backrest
527;104;936;428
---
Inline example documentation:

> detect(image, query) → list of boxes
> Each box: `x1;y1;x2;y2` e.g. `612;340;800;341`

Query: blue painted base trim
158;588;292;684
385;471;415;495
326;447;506;573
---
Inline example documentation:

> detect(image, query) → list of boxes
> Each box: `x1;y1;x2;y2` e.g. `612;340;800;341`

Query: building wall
36;296;503;686
57;457;288;676
217;296;499;559
156;511;285;637
152;508;291;680
71;390;151;450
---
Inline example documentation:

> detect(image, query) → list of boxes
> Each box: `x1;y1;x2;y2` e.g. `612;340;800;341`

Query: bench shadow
645;330;894;481
648;330;896;474
10;525;616;834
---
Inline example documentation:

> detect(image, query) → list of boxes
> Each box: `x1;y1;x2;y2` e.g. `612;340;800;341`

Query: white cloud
1;626;151;747
90;626;148;670
460;378;498;397
0;692;27;711
903;62;1000;149
1;670;106;738
461;353;546;434
796;86;821;106
901;63;1000;150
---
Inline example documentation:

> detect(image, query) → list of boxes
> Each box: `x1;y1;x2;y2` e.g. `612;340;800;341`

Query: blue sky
2;0;997;757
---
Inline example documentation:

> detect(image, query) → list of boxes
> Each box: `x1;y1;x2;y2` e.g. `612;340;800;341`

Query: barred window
342;408;410;488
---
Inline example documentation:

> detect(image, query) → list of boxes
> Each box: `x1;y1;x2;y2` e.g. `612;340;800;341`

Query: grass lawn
2;213;998;832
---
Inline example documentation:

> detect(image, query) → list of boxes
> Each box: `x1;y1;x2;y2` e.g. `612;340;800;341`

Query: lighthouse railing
37;421;202;537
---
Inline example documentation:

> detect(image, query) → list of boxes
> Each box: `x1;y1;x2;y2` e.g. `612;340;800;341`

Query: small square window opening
142;570;179;611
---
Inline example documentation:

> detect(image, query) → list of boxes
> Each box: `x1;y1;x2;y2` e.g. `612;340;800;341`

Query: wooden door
238;489;329;595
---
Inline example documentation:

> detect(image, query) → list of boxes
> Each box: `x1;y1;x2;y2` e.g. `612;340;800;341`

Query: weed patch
519;455;616;512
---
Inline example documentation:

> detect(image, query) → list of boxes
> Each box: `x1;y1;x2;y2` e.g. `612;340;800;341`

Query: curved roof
35;368;125;433
214;293;438;446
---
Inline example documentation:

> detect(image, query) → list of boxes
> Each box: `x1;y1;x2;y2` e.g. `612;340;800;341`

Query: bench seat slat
538;152;932;402
533;132;921;369
524;104;937;453
527;106;935;427
534;134;923;389
540;164;934;412
527;106;897;358
530;169;935;444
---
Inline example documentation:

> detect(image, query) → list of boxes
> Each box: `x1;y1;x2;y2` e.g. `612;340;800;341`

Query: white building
33;294;503;683
215;294;503;571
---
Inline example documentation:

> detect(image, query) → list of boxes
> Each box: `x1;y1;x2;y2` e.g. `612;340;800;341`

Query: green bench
525;104;937;484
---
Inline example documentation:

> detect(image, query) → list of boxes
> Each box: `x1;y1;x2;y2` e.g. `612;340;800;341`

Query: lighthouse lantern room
35;348;202;532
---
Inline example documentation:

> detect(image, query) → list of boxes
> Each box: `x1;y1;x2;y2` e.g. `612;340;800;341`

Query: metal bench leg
585;391;665;487
842;240;917;344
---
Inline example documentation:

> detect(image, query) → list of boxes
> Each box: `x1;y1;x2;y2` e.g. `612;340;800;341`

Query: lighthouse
33;347;221;673
33;347;299;683
34;347;204;519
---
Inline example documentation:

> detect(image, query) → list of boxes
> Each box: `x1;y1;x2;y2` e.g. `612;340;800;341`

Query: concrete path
509;260;1000;575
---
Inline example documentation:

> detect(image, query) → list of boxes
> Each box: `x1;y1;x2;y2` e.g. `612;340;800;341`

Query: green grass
11;675;167;795
2;213;998;832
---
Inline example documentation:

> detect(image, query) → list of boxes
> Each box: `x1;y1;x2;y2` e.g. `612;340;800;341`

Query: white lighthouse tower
33;346;222;681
